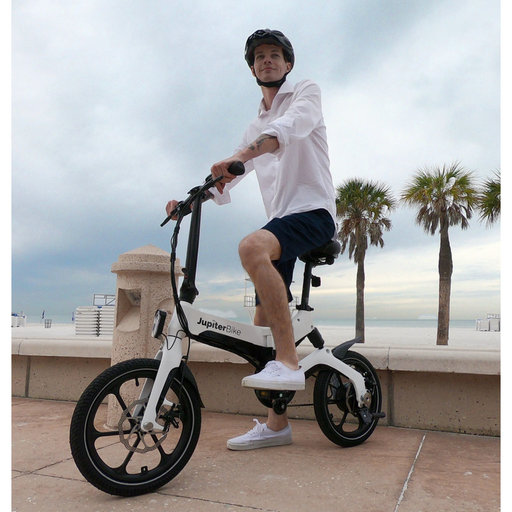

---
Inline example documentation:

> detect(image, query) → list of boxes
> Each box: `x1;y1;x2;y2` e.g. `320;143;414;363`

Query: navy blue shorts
255;208;335;305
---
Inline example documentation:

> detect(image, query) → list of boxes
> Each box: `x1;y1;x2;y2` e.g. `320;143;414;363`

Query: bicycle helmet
244;29;294;88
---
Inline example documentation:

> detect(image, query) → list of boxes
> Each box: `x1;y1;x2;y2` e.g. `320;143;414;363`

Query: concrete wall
12;337;112;401
11;337;500;436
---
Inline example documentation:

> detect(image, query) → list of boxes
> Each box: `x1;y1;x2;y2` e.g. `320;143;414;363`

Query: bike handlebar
225;160;245;176
160;161;245;227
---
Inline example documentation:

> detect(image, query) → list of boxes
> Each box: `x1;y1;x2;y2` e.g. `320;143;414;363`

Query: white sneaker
242;361;305;390
227;419;292;451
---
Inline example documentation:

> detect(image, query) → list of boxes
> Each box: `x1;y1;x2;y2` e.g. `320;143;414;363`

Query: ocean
15;314;500;349
318;318;479;330
29;314;479;330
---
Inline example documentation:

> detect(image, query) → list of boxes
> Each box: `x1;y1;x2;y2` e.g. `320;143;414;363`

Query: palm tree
401;163;477;345
477;170;500;227
336;178;397;342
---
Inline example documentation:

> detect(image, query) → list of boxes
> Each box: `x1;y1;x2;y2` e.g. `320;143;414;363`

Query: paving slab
12;398;500;512
397;430;500;512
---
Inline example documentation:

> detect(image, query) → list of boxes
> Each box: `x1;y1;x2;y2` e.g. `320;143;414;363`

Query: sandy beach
11;321;500;350
319;324;500;349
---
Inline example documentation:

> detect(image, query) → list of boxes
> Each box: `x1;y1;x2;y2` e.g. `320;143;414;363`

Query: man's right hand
210;158;243;194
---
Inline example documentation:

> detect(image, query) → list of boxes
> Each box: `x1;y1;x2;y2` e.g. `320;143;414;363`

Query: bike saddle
299;240;341;266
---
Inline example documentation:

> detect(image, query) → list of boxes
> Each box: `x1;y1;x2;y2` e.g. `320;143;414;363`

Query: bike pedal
372;412;386;419
258;390;294;400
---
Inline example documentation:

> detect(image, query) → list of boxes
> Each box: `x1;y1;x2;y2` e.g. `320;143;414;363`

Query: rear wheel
313;351;382;447
69;358;201;496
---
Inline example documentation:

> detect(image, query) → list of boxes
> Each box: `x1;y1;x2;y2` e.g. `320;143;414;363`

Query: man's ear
286;62;292;73
250;65;256;77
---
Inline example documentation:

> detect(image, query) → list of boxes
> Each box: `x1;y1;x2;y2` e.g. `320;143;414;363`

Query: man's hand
210;158;243;194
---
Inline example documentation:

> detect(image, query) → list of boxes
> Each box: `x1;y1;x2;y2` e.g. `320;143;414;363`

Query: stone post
110;244;182;364
107;244;182;426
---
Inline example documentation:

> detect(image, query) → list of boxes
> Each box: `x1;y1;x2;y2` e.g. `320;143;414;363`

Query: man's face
251;44;292;83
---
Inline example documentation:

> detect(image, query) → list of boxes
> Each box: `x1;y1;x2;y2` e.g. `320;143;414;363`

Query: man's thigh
239;229;282;262
261;209;335;264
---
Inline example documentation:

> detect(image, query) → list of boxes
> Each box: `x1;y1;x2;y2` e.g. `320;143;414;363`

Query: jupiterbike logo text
196;317;242;336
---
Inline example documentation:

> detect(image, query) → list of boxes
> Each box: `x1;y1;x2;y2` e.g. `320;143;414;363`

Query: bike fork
140;325;185;433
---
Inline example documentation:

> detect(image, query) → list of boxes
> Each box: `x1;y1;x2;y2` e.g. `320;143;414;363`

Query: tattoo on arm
249;134;277;152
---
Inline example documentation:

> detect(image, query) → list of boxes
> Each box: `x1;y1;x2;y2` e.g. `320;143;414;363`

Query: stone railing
11;335;500;436
12;245;500;436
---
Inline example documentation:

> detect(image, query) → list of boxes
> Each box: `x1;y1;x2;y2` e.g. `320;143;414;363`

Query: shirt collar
258;80;294;116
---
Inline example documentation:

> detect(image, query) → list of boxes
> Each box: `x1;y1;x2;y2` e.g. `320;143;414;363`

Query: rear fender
332;336;363;360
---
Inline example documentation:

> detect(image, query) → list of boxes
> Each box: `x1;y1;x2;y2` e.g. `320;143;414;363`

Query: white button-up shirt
213;79;336;233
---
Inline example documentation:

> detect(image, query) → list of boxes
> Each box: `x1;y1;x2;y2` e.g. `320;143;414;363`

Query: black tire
313;350;382;447
69;358;201;496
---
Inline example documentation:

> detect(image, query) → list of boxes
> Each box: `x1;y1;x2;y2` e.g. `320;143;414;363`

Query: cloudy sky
11;0;501;324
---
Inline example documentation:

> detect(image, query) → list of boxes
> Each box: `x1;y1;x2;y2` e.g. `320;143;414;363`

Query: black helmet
244;29;295;69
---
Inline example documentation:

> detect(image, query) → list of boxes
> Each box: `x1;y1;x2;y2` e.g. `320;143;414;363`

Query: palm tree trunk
355;259;365;342
437;223;453;345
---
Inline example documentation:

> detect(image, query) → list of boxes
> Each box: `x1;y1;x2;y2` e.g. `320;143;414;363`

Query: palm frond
336;178;397;263
400;162;477;235
477;170;500;227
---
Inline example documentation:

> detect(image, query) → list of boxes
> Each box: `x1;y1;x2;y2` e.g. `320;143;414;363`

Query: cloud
324;0;500;192
11;0;500;321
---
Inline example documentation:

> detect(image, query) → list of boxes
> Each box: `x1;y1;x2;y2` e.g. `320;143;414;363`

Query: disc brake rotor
118;399;168;453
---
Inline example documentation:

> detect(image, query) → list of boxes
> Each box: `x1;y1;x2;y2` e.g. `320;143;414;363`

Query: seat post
297;261;314;311
297;240;341;311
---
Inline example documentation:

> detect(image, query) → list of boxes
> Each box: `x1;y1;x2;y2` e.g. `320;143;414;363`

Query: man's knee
238;230;281;267
238;234;257;267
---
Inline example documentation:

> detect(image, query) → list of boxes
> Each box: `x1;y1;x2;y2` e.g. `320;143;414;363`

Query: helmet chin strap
256;72;289;88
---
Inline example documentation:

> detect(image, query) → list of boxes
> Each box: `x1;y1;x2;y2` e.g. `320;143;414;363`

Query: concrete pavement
12;397;500;512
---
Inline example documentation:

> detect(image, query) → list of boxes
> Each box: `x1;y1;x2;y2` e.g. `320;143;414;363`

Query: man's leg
227;211;335;450
225;303;292;450
238;229;299;370
253;304;289;432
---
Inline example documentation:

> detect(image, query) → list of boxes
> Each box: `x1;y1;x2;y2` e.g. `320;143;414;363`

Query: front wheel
313;350;382;447
69;358;201;496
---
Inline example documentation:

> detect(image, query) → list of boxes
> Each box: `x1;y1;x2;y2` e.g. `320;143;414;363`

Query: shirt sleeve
210;137;255;206
261;80;323;152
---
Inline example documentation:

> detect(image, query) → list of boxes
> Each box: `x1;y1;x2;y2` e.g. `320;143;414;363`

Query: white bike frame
141;168;370;433
140;303;368;433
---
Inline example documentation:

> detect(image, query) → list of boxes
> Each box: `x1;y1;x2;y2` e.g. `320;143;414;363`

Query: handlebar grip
228;161;245;176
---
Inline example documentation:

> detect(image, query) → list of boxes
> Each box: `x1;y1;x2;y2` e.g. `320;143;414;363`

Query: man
166;29;336;450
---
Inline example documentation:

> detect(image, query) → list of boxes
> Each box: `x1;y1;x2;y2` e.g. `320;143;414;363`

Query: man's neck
261;86;280;111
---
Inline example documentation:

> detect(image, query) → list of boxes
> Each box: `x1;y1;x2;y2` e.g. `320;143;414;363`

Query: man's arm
245;134;280;157
210;134;279;194
262;80;323;148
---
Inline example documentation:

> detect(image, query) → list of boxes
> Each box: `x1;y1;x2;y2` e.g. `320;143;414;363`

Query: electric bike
69;162;385;496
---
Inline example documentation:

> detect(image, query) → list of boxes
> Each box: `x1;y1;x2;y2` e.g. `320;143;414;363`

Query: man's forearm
210;134;279;195
237;134;279;162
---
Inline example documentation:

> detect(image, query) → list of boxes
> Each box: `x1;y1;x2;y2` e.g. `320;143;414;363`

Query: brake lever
160;201;184;227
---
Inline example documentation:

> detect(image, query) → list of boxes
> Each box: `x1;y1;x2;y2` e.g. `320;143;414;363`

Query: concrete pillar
110;244;182;364
107;245;183;427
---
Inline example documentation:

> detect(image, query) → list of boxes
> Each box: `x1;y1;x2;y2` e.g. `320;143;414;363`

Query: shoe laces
263;361;283;374
247;419;265;436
